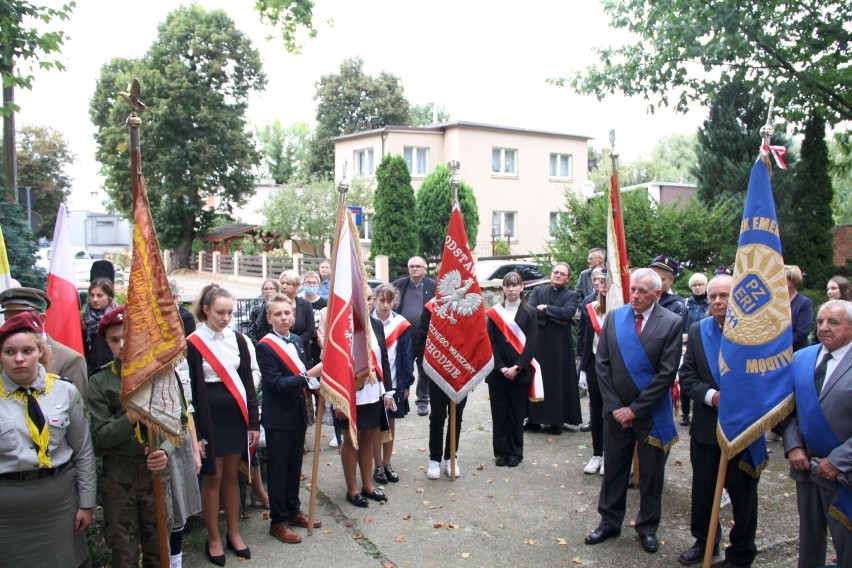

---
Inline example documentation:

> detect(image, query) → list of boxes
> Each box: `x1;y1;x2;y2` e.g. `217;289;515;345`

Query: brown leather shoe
270;523;302;544
287;512;321;529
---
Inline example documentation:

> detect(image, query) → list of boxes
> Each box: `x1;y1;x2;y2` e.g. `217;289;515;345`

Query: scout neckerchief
187;331;249;426
792;344;852;531
486;303;544;402
612;305;678;451
699;316;767;474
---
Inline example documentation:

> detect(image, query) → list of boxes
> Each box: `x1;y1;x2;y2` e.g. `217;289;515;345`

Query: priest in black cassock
525;263;581;434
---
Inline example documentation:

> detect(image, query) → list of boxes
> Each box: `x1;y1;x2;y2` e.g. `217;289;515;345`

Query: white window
549;211;569;237
403;146;429;175
492;211;517;238
550;153;572;178
358;212;373;240
492;147;517;174
354;148;375;177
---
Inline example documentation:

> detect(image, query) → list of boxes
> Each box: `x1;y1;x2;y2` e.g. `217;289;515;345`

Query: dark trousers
428;379;466;462
266;427;307;525
488;380;527;460
414;352;429;406
795;478;852;568
586;363;603;456
598;418;669;535
690;440;759;566
681;390;692;418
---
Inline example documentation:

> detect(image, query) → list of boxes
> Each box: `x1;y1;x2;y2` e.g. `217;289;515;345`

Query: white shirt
196;323;261;388
816;341;851;394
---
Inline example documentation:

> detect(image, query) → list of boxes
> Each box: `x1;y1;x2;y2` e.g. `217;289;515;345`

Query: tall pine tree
784;110;835;285
371;155;418;266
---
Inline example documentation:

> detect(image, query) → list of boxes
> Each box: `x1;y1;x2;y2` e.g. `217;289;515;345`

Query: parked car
474;260;548;291
35;246;91;272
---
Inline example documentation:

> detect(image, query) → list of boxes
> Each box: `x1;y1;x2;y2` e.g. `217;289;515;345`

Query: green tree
307;57;410;179
257;120;311;184
693;83;795;204
254;0;319;54
548;189;740;282
409;103;449;126
371;155;417;265
1;1;75;201
415;163;479;259
830;133;852;225
261;179;337;255
560;0;852;127
784;111;835;281
14;125;74;239
90;6;266;268
0;193;45;288
588;134;698;194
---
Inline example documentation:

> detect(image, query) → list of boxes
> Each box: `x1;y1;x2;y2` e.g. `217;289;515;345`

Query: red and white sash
486;304;544;401
585;302;603;335
370;329;384;380
187;332;249;426
374;311;411;388
258;333;307;375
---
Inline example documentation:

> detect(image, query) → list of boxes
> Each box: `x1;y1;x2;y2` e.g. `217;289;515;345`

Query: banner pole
147;431;170;568
308;393;325;536
449;401;457;481
703;453;728;568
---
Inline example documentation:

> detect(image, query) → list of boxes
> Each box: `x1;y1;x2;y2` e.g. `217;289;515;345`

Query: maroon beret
97;306;125;338
0;312;44;346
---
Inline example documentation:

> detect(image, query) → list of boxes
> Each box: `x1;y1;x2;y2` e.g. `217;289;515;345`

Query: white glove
305;376;320;390
578;370;588;390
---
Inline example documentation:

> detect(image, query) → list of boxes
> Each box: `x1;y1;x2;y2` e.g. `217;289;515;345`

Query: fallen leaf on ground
433;522;445;528
674;459;683;466
486;494;494;499
629;521;636;527
486;479;493;484
476;464;484;471
353;533;363;540
416;487;425;494
460;552;471;558
447;524;458;530
402;515;411;521
556;537;567;545
262;512;270;520
323;530;332;534
576;491;584;495
524;539;535;545
547;437;555;442
572;557;583;564
418;447;426;452
395;535;405;542
578;445;587;450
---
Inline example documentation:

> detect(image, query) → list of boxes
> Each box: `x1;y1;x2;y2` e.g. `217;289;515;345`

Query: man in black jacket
392;256;436;416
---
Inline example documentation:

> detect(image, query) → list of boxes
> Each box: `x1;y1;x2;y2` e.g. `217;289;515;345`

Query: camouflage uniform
88;360;177;568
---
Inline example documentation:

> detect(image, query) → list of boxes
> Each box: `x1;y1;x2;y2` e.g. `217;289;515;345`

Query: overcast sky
16;0;707;211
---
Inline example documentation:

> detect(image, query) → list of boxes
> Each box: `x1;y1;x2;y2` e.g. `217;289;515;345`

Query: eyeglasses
408;265;425;269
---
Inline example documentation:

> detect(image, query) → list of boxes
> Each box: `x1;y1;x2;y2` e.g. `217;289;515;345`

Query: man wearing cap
168;279;196;337
648;256;685;317
87;306;177;567
0;287;88;398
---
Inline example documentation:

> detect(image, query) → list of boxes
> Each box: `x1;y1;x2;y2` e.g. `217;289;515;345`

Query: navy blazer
256;334;310;431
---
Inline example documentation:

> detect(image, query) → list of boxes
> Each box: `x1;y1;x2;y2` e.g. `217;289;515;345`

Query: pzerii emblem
434;270;483;325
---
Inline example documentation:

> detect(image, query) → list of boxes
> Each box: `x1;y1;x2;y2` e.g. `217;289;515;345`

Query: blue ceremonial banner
717;158;795;476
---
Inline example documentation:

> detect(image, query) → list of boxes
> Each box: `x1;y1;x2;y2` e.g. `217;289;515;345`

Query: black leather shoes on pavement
580;422;592;432
678;542;719;565
584;527;620;545
639;534;659;553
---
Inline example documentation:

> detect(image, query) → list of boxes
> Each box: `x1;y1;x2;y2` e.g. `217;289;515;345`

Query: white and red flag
423;204;493;403
320;206;373;447
606;170;630;311
45;203;84;355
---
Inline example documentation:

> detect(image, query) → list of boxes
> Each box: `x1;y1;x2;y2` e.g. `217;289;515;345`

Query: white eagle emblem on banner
435;270;483;324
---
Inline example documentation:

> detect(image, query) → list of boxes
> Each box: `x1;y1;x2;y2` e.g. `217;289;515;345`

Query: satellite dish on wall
580;180;596;199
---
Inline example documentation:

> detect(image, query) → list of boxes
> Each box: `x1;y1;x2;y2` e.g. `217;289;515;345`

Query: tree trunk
2;58;17;202
173;211;196;269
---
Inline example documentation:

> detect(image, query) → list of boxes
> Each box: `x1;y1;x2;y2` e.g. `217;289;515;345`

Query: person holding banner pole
577;268;609;475
586;268;682;554
186;284;260;564
677;274;760;567
256;294;323;544
782;300;852;568
486;271;538;468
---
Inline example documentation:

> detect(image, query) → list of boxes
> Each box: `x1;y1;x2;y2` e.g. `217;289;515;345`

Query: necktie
814;351;832;395
635;313;644;335
18;387;51;466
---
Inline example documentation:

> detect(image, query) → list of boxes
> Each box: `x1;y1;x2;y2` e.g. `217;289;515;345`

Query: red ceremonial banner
422;204;493;403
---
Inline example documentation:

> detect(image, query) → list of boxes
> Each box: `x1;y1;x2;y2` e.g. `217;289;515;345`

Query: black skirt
206;381;248;457
333;399;383;431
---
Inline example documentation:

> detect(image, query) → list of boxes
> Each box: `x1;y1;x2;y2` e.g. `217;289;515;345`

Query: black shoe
523;421;541;431
639;534;659;553
346;492;369;507
384;464;400;483
680;415;690;426
495;456;507;467
545;425;563;435
580;422;592;432
373;466;388;485
361;487;388;502
678;542;719;565
206;541;226;566
225;536;251;559
507;456;521;467
628;475;637;489
585;527;621;545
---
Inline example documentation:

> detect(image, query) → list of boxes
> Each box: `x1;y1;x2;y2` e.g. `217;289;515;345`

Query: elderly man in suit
585;268;682;554
678;274;760;567
0;287;88;398
783;299;852;568
392;256;437;417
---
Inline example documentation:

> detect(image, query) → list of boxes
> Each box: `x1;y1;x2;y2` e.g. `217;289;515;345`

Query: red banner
606;173;630;310
422;204;493;403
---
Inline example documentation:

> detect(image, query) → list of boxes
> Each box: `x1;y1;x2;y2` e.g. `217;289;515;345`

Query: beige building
332;121;591;256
